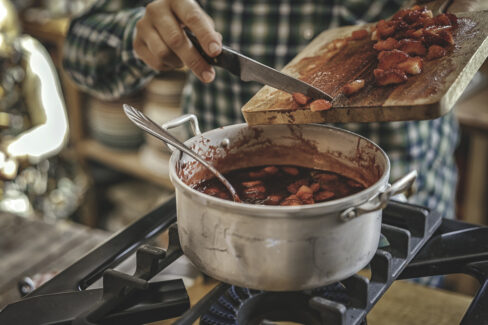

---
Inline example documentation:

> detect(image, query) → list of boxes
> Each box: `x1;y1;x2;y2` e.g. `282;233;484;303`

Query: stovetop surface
0;198;487;325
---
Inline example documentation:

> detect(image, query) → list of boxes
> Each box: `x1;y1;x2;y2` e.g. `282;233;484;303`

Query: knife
185;29;333;101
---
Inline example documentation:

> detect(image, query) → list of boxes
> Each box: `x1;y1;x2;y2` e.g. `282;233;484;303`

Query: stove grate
1;199;487;325
194;201;441;325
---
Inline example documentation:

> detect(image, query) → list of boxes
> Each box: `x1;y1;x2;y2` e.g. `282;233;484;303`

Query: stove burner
176;201;445;325
1;199;487;325
200;284;359;325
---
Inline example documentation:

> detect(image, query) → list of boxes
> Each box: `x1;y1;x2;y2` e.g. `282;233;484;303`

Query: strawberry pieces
377;49;410;70
314;191;335;202
371;6;457;87
282;166;299;176
265;195;283;205
292;92;311;106
263;166;279;175
280;194;302;206
352;29;369;40
398;39;427;56
396;57;423;75
374;68;408;86
242;180;263;188
287;179;308;194
426;44;447;60
296;185;314;201
374;37;399;51
342;79;365;96
424;26;454;46
310;99;332;112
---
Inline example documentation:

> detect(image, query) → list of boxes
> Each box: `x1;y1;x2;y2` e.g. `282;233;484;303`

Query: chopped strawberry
263;166;279;174
282;166;299;176
377;49;409;70
243;185;266;200
280;194;302;206
296;185;314;201
310;99;332;112
292;92;311;106
370;7;457;88
434;13;457;28
398;39;427;56
342;79;365;96
313;173;339;182
376;19;398;39
314;191;335;202
397;57;423;75
265;195;283;205
374;37;399;51
287;179;308;194
310;183;320;192
352;29;369;40
249;170;267;179
242;180;263;188
445;13;458;27
374;68;408;86
243;185;266;194
301;198;315;205
424;26;454;46
426;45;446;60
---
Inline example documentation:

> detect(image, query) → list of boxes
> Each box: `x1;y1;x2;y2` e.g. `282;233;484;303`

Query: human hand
133;0;222;83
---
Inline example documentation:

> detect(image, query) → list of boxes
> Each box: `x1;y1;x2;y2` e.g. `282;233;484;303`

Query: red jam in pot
193;165;365;206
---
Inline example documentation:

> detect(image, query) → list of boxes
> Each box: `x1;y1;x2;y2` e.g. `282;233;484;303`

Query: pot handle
161;114;202;152
339;170;417;222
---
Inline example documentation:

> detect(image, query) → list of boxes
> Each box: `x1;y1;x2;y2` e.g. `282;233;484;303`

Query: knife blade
185;29;333;101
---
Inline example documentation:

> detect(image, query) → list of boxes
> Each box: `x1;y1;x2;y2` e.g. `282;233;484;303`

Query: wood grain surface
0;213;108;308
242;10;488;125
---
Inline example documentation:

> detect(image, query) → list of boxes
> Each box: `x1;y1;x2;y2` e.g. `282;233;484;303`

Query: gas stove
0;198;487;325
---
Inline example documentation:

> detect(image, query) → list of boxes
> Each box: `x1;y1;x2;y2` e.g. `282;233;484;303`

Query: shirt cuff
121;8;158;75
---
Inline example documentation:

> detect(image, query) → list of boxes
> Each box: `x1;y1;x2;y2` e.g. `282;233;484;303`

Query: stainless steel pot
164;114;416;291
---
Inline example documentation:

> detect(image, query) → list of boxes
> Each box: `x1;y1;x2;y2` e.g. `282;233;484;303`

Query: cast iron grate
199;283;353;325
0;198;487;325
190;201;441;325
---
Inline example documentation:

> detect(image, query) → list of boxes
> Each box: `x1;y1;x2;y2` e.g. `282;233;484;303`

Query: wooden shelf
78;139;174;189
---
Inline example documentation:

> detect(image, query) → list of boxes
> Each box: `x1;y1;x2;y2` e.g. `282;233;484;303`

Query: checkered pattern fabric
63;0;459;219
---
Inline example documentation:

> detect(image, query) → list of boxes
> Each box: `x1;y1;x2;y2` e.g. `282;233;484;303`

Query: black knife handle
184;28;241;77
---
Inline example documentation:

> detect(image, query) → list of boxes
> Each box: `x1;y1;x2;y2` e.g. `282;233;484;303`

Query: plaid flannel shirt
63;0;459;219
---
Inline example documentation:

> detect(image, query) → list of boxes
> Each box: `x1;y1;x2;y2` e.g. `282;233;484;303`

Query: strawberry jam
193;165;365;206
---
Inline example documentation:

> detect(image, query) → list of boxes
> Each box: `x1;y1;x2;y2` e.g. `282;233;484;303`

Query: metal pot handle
161;114;201;152
339;170;417;222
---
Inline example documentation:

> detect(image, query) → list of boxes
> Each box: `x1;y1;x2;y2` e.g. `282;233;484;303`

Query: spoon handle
123;104;240;202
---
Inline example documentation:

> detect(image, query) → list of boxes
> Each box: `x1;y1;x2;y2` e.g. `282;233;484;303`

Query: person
62;0;480;221
0;0;85;220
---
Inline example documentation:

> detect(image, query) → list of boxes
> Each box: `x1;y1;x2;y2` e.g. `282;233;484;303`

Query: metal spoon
123;104;241;202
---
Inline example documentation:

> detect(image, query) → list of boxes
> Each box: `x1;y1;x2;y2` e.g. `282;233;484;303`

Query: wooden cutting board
242;10;488;125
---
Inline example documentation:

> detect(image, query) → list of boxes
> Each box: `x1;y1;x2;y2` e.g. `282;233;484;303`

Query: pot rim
169;123;391;218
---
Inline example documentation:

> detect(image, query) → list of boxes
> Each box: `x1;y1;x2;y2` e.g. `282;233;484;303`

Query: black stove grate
200;283;353;325
185;201;442;325
0;198;487;325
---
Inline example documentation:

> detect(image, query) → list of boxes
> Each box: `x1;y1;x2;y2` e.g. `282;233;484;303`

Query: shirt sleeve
62;0;158;100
